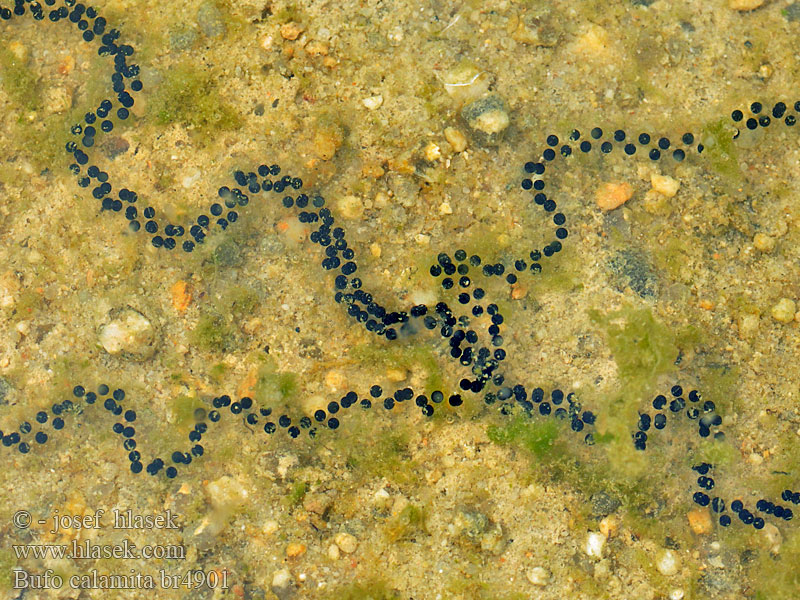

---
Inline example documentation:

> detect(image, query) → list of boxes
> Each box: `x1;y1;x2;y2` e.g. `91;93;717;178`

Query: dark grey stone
590;491;621;516
608;249;658;298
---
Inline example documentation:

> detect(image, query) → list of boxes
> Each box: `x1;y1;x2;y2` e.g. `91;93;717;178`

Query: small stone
197;1;227;37
585;531;605;559
761;522;782;553
424;141;441;162
98;308;156;360
286;542;306;558
784;2;800;21
771;298;796;323
596;181;633;211
334;532;358;554
385;368;406;382
460;94;510;147
599;515;618;539
312;129;341;160
687;507;713;535
439;201;453;215
729;0;764;10
0;376;11;405
444;127;468;152
526;566;550;586
212;239;243;267
327;544;340;560
650;174;680;198
170;281;192;313
362;95;383;110
737;313;760;338
441;61;492;104
305;40;329;56
336;195;364;220
100;136;130;160
280;21;305;41
656;548;680;576
753;232;776;253
590;491;621;516
324;369;346;391
262;520;279;536
169;26;198;51
44;86;71;115
206;475;249;509
270;569;293;598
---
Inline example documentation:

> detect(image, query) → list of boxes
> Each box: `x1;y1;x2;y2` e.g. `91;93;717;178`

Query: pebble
729;0;764;10
327;543;340;560
170;281;192;313
270;569;293;598
737;313;760;338
770;297;796;323
761;522;782;553
0;376;11;405
650;174;680;198
100;136;130;160
98;308;156;360
687;507;712;535
584;531;605;559
785;1;800;21
334;532;358;554
424;141;441;162
599;515;618;539
336;195;364;219
212;239;243;267
656;548;680;576
590;491;621;516
362;95;383;111
753;232;776;253
197;1;227;37
286;542;306;558
324;369;346;391
460;94;510;147
441;62;491;104
596;182;633;211
444;127;468;152
526;566;550;586
206;475;249;509
280;21;305;41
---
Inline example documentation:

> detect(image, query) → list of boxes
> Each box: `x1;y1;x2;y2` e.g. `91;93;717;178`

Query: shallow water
1;1;799;599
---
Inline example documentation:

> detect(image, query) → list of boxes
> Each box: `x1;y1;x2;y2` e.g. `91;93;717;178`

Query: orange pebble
170;281;192;313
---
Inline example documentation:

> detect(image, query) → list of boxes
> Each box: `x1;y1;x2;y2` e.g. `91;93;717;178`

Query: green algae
148;62;241;138
350;342;445;397
702;117;743;183
287;480;307;507
191;311;234;352
487;416;560;458
752;529;800;600
324;579;400;600
254;359;298;408
384;503;425;542
588;305;678;390
0;45;39;110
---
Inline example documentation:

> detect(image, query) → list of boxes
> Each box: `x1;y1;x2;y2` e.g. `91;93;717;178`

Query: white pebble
362;95;383;110
98;308;155;359
771;298;796;324
526;566;550;586
650;174;680;198
656;549;679;576
584;531;605;559
271;568;292;590
334;532;358;554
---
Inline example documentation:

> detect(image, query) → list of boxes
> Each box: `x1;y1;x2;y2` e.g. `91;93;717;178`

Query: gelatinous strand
1;0;797;533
